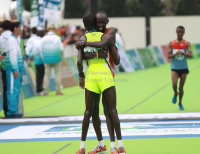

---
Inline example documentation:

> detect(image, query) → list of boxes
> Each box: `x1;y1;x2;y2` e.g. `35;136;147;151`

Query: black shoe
6;113;23;118
12;113;23;118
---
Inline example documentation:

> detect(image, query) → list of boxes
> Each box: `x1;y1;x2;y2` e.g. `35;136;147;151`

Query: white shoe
37;91;44;96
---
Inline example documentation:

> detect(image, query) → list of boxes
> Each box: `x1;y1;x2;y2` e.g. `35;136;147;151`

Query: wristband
96;52;98;58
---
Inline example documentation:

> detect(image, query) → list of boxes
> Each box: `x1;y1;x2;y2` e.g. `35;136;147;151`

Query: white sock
80;141;86;149
118;140;124;148
110;141;116;148
98;140;104;147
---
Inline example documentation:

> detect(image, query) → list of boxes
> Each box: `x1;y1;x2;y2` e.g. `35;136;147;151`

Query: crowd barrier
0;43;200;110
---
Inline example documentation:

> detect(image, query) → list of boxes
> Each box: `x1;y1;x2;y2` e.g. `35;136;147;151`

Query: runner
168;26;192;110
76;14;126;154
76;11;118;154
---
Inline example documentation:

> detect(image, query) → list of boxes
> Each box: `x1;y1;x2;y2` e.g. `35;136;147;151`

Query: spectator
115;29;125;51
41;25;64;96
6;22;24;118
25;27;38;59
0;20;12;117
26;29;45;95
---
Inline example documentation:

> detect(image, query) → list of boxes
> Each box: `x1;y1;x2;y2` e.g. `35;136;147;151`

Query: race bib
173;49;184;60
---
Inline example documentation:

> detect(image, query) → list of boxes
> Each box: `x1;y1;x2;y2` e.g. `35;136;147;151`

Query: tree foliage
176;0;200;15
64;0;89;18
99;0;165;17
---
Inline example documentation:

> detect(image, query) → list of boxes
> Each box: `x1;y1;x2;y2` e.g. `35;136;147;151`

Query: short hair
31;27;37;34
176;26;185;31
96;11;108;18
37;30;44;37
0;20;11;30
10;22;20;32
83;14;96;30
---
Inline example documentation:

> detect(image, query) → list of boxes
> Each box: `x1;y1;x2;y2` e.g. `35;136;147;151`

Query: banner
196;44;200;57
61;58;77;87
0;72;3;111
22;62;35;98
126;49;144;70
118;50;134;72
43;0;62;21
16;0;23;25
153;46;166;64
38;0;45;30
161;45;170;63
30;0;38;28
191;44;198;59
137;48;155;69
66;57;79;82
148;45;161;67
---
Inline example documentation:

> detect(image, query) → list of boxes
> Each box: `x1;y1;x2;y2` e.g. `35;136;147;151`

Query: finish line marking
0;112;200;124
0;120;200;143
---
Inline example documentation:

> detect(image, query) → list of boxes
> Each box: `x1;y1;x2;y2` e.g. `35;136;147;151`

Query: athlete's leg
102;86;122;140
91;94;103;141
102;95;115;141
172;71;179;93
179;74;187;103
81;89;97;141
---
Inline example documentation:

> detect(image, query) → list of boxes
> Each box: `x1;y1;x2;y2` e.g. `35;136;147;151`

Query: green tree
99;0;165;17
176;0;200;15
24;0;30;11
64;0;89;18
99;0;126;17
125;0;165;16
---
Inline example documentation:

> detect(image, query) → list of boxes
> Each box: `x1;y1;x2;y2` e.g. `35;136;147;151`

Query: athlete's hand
79;76;85;89
0;55;4;60
98;50;108;59
176;50;184;55
75;40;85;49
14;71;18;78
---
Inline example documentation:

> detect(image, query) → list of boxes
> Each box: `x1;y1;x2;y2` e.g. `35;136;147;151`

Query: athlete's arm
108;38;120;65
76;28;116;49
184;42;192;58
168;42;177;59
77;48;85;89
83;49;108;60
77;48;83;75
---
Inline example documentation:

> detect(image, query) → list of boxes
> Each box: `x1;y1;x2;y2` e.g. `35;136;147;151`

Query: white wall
151;16;200;46
61;16;200;49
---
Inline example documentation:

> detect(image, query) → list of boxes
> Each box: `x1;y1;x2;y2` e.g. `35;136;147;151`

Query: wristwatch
80;41;85;47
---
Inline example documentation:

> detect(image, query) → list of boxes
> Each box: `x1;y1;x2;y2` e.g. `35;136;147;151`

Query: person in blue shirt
6;22;24;118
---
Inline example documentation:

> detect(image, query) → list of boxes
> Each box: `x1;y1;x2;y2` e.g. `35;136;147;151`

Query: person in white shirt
6;22;24;118
41;26;64;95
26;28;45;95
0;20;12;117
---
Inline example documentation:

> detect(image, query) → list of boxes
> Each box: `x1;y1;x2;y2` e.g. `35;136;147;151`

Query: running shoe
110;147;118;154
172;92;178;104
178;103;184;110
76;148;85;154
117;147;126;154
88;145;107;154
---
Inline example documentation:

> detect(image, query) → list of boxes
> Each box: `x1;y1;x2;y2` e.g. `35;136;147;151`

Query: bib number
173;49;184;60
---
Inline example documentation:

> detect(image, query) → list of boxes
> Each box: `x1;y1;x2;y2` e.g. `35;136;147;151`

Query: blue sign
16;0;23;25
44;0;62;10
38;0;44;29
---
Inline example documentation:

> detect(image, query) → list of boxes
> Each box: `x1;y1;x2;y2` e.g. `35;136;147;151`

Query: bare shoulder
168;41;172;46
107;27;117;35
186;41;191;46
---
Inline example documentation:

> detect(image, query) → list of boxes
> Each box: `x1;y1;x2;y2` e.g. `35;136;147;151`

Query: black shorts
171;69;189;77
